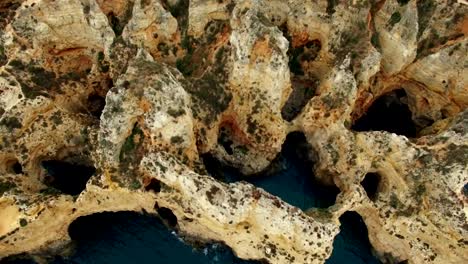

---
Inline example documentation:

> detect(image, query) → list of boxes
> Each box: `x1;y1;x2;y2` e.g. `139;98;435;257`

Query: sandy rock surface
0;1;467;263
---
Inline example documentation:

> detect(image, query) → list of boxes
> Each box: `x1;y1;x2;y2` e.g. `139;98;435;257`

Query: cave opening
352;89;417;137
326;211;381;264
156;206;178;228
64;211;259;263
217;124;234;155
5;158;23;174
361;173;381;201
12;160;23;174
203;132;340;210
87;93;106;119
41;160;96;195
144;178;161;193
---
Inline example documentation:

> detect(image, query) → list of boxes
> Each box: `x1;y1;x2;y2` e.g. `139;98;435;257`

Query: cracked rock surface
0;0;467;263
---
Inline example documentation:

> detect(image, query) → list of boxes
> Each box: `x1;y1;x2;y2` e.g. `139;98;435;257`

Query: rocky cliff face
0;0;467;263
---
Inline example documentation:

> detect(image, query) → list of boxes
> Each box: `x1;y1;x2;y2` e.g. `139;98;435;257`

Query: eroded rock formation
0;0;467;263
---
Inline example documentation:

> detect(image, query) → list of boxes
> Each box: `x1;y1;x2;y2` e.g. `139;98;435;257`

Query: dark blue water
204;132;340;210
204;132;381;264
4;132;380;264
54;212;259;264
326;212;381;264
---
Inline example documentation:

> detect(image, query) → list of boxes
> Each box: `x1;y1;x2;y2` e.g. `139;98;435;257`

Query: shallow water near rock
55;211;379;264
56;211;379;264
210;132;341;210
7;133;380;264
204;132;381;263
51;212;259;264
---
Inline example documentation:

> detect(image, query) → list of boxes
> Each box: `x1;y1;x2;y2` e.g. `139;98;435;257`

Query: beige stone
0;1;467;263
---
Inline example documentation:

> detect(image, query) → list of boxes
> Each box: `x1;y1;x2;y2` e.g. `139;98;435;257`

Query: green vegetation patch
397;0;410;5
119;124;144;161
19;218;27;227
416;0;436;39
0;180;16;196
167;107;186;118
97;51;109;73
7;59;85;99
0;116;22;131
186;72;232;125
388;12;402;29
170;135;184;144
0;45;6;66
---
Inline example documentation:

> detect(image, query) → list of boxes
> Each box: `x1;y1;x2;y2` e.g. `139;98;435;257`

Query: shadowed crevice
217;124;234;155
5;158;23;174
361;173;381;201
41;160;95;195
281;77;318;121
280;25;321;121
156;207;178;228
12;160;23;174
87;93;106;119
144;178;161;193
352;89;418;137
326;211;381;264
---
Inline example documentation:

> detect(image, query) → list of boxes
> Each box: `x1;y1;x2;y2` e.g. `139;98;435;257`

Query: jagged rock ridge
0;1;467;263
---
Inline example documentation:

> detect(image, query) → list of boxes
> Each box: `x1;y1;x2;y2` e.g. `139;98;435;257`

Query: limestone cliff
0;0;467;263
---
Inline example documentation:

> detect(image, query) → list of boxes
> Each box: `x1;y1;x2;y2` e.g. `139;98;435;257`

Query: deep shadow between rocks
326;211;381;264
12;160;23;174
281;77;319;121
0;253;37;264
62;211;261;264
203;132;340;210
352;89;422;138
144;178;161;193
86;93;106;119
155;204;178;228
217;123;234;155
5;158;23;174
361;172;381;202
280;25;322;121
41;160;95;196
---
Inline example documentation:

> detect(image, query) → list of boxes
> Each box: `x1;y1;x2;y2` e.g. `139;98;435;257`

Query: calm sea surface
8;133;381;264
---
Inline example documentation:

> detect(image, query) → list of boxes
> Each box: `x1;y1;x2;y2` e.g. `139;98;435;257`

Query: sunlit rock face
0;0;467;264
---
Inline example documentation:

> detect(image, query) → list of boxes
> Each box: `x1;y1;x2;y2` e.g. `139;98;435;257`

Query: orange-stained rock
0;1;467;263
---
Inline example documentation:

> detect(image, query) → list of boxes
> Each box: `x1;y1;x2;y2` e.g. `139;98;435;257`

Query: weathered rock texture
0;0;467;263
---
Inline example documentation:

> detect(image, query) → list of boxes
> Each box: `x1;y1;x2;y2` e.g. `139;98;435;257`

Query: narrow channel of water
204;132;340;210
326;212;381;264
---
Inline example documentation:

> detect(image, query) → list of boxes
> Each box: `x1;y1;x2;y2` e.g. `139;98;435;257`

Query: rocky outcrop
0;1;467;264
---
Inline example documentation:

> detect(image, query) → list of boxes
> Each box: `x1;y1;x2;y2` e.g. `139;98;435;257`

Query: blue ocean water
204;132;381;264
326;212;381;264
54;212;260;264
5;133;381;264
213;133;340;210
